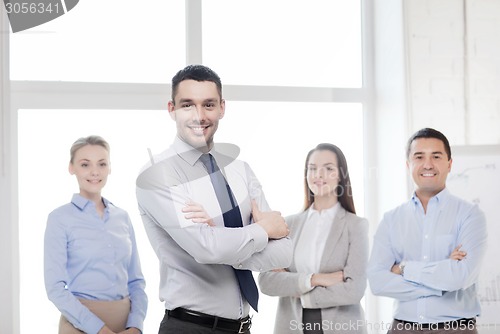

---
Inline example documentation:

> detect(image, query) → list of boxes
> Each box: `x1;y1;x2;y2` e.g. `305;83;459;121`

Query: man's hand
311;271;344;287
391;263;402;275
251;200;289;239
182;201;215;226
450;245;467;261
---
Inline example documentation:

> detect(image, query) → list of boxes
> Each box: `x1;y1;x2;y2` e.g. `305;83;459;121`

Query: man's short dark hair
171;64;222;102
406;128;452;160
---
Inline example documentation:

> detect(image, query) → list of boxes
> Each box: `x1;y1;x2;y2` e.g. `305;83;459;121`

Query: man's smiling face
168;79;225;153
407;137;452;199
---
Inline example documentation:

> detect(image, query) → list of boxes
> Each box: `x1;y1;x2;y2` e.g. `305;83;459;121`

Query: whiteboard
447;145;500;332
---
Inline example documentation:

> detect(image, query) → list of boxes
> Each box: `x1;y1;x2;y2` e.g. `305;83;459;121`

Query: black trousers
158;312;251;334
302;308;324;334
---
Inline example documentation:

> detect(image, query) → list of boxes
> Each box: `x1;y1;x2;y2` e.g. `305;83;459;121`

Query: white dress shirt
136;137;292;319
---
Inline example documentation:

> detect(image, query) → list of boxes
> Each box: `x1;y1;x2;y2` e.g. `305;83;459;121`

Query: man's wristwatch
398;261;406;276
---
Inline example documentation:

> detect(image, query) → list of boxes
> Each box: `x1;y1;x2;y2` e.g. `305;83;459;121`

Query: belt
166;307;252;333
395;318;476;330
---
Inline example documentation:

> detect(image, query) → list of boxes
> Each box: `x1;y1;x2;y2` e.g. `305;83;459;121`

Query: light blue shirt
44;194;147;334
367;188;487;323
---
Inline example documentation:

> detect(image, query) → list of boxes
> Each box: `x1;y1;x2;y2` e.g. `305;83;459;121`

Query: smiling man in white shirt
136;65;292;334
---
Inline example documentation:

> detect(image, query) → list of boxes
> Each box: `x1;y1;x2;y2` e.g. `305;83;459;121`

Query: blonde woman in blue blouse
259;143;369;334
44;135;147;334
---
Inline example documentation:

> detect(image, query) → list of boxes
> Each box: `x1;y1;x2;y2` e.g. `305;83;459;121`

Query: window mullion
186;0;203;65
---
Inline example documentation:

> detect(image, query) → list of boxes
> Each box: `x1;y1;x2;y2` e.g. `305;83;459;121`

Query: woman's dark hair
303;143;356;214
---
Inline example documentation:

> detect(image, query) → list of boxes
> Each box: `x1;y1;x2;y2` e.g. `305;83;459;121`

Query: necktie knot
199;154;216;173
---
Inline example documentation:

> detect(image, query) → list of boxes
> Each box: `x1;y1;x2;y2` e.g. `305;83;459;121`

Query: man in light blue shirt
367;128;487;333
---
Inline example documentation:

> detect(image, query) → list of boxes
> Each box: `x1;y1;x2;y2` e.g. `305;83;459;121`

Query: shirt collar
171;136;242;170
71;193;110;211
411;187;449;207
306;202;340;221
173;136;206;166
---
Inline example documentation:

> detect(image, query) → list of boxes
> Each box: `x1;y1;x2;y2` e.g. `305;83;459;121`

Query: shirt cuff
298;273;315;308
246;223;269;252
303;273;313;292
126;316;144;334
296;273;314;294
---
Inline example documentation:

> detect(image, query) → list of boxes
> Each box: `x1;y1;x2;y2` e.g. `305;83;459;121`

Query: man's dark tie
199;153;259;312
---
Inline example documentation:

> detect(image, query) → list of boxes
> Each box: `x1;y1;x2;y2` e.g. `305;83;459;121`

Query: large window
18;104;363;333
201;0;362;87
11;1;369;333
10;0;185;82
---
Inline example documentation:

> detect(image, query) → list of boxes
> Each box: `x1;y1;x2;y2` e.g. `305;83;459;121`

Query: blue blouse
44;194;147;334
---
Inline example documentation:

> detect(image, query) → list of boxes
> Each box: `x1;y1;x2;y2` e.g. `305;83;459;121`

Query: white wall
406;0;500;144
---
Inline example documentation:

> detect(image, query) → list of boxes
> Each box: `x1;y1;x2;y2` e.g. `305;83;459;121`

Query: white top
295;202;340;305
